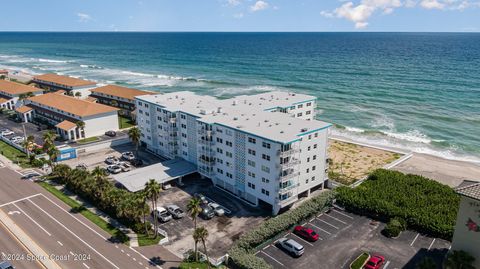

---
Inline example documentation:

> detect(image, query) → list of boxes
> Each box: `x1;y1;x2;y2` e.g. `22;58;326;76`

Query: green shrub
382;218;404;238
229;191;335;269
336;169;460;240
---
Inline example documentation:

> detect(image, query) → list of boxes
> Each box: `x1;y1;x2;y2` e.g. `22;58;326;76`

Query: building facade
90;85;153;118
0;80;42;110
18;92;119;141
135;91;330;214
33;73;97;97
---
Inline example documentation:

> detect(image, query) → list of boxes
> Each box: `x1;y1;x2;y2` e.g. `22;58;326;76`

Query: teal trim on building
296;124;332;137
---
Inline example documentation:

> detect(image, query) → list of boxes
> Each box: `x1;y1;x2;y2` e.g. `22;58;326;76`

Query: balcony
277;148;299;157
279;159;300;169
197;129;214;136
278;183;299;194
198;158;215;165
198;139;215;146
276;194;297;205
279;171;300;182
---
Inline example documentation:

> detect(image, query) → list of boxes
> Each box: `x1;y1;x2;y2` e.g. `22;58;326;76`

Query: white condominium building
135;91;331;214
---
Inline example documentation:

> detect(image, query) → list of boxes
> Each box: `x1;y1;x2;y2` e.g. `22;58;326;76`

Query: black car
130;158;144;167
105;130;117;137
21;172;41;180
199;204;215;220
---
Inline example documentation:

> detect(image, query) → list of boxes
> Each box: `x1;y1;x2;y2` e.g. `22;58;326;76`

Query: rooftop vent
217;107;222;113
280;131;284;133
301;128;308;132
233;117;238;121
232;100;238;106
264;120;269;123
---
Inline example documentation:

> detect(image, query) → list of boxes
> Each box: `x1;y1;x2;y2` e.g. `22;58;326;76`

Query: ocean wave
383;129;431;144
80;64;103;69
212;85;285;97
38;58;72;63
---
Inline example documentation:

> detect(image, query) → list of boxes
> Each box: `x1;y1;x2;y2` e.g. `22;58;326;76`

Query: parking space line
28;199;120;269
332;209;354;219
323;213;347;224
317;218;339;229
290;233;314;246
307;222;331;235
263;245;270;250
57;241;63;246
260;250;285;267
0;193;42;208
13;203;52;236
83;262;90;269
410;233;419;246
428;238;436;250
384;261;391;269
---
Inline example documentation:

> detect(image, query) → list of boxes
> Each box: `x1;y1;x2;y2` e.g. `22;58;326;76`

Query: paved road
0;166;166;269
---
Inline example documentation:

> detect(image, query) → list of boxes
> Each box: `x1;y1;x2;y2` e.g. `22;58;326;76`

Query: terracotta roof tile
33;73;96;87
0;97;9;103
0;80;42;95
91;85;153;101
56;120;77;130
15;106;33;113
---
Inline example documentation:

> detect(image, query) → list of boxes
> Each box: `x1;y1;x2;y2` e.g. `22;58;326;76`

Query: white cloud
420;0;446;9
77;13;92;23
320;10;335;18
250;1;269;12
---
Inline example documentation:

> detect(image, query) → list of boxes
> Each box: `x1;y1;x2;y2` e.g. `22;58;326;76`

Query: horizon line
0;30;479;34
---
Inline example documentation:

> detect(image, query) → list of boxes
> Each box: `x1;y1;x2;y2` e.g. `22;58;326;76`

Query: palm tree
187;198;202;231
75;92;82;98
138;190;150;235
144;179;161;237
416;256;436;269
128;127;141;158
76;121;86;139
22;135;35;158
445;250;475;269
194;226;210;268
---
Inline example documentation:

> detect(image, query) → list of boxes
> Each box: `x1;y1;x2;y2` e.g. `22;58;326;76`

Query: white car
208;202;225;216
121;151;135;161
107;164;122;174
1;130;14;136
278;238;304;257
105;156;119;165
10;136;24;143
153;206;172;222
118;162;132;172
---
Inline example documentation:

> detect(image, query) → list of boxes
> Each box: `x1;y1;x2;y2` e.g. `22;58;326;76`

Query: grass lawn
350;252;369;269
76;136;100;144
38;181;129;244
137;232;162;247
0;140;32;168
118;115;135;129
179;262;226;269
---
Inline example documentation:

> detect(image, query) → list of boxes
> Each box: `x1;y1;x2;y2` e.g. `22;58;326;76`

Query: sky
1;0;479;32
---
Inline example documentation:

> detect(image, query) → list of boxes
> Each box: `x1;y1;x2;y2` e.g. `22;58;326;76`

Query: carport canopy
113;158;197;192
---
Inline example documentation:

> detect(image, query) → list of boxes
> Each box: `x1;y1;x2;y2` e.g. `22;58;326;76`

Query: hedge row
229;190;335;269
336;169;460;240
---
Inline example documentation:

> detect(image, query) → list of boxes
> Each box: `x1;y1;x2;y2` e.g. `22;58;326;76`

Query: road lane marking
70;251;75;256
261;250;285;267
384;261;391;269
13;203;51;236
332;209;354;219
428;238;436;250
291;233;314;246
38;193;164;269
121;249;125;253
323;213;347;224
317;219;339;229
83;262;90;269
0;193;42;208
263;245;270;250
410;233;420;246
127;253;131;257
28;199;120;269
57;241;63;246
133;258;136;261
307;222;331;235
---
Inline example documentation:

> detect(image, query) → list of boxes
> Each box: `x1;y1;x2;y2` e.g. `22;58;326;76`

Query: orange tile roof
15;105;33;113
85;96;98;103
91;85;153;101
56;120;77;130
0;80;42;95
27;93;118;117
33;73;96;87
0;97;9;103
0;70;8;74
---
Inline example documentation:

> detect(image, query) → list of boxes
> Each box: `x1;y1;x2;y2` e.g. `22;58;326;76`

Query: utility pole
22;123;30;158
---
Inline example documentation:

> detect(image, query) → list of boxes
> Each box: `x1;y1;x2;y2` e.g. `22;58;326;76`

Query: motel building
32;73;97;97
90;85;154;119
135;91;330;215
17;92;119;141
451;181;480;268
0;79;43;110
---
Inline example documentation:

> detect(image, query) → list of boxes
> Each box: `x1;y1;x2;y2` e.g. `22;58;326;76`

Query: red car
293;226;319;242
364;255;385;269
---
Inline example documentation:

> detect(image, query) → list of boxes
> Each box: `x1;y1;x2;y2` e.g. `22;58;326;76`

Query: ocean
0;32;479;163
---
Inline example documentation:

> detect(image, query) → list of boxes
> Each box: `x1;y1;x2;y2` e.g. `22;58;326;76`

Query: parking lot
256;208;451;269
154;176;269;259
0;113;56;146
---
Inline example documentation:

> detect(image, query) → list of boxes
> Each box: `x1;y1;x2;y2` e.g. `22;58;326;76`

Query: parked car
199;204;215;220
194;193;208;204
76;163;88;170
0;261;14;269
208;202;225;216
364;255;385;269
10;136;24;143
1;130;14;136
21;172;41;180
278;238;304;257
121;151;135;161
162;183;172;190
293;225;319;242
166;204;185;219
105;156;119;165
105;130;117;137
118;162;132;172
153;206;172;222
107;164;122;174
130;158;144;167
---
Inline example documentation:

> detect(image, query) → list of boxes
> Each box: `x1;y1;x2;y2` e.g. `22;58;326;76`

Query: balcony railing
278;183;299;194
276;194;297;205
198;139;215;145
198;158;215;165
277;148;299;157
279;171;300;182
279;159;300;169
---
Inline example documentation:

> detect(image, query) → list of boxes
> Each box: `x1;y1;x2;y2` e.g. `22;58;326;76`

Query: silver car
154;206;172;222
279;238;304;257
166;204;185;219
208;202;225;216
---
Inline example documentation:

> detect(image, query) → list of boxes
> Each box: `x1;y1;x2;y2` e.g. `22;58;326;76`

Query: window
307;146;311;151
247;160;256;167
314;133;318;137
157;116;162;121
306;168;310;173
217;168;223;174
262;142;271;149
297;112;302;117
313;155;317;160
226;152;233;158
226;172;233;179
307;157;310;162
306;102;312;107
248;171;256;178
298;104;303;108
306;178;309;184
308;135;312;140
248;149;256;156
181;124;187;129
216;158;223;164
306;111;311;115
144;103;149;108
226;141;233;147
181;133;187;138
216;137;223;143
181;114;186;119
312;165;316;171
248;137;256;144
248;182;256;189
262;177;270;183
261;165;270;173
262;154;270;161
313;144;317;149
261;189;270;196
225;129;233;136
217;148;223;154
312;176;316;181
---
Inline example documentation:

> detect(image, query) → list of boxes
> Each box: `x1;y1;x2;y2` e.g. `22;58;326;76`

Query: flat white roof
137;91;331;144
113;158;197;192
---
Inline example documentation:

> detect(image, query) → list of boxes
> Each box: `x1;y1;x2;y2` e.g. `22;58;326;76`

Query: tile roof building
90;85;154;117
32;73;97;97
0;80;43;110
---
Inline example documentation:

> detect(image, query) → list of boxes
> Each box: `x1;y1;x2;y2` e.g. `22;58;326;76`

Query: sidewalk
49;182;140;247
